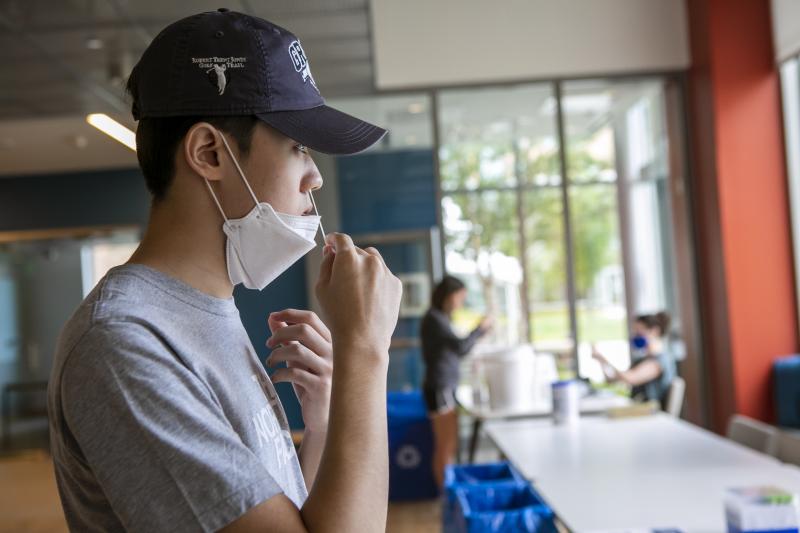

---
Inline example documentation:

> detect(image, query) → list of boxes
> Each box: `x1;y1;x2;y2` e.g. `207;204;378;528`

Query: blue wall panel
0;168;149;231
337;150;437;234
234;259;309;430
337;149;437;392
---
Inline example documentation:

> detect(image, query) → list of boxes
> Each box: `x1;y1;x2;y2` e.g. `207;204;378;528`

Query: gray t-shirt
47;264;307;532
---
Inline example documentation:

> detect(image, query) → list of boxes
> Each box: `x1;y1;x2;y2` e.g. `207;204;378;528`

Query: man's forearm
300;342;389;533
298;427;326;490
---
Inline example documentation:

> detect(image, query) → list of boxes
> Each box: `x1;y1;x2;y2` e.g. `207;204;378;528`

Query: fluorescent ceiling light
86;113;136;151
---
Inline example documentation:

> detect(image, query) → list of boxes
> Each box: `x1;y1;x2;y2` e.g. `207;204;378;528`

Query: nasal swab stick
308;190;327;243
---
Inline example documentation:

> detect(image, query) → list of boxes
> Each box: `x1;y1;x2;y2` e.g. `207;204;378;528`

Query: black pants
423;386;456;413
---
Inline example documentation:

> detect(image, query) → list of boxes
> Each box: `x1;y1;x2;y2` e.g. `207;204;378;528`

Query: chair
726;414;779;455
665;377;685;417
774;430;800;466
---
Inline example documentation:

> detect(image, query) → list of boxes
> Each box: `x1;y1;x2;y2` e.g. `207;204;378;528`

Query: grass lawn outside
455;303;628;343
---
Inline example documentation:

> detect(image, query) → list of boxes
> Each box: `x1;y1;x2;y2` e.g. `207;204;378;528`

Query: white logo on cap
208;64;227;95
191;56;248;96
288;40;318;92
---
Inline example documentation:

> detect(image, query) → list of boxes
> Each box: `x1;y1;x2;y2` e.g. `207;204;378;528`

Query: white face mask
204;131;324;290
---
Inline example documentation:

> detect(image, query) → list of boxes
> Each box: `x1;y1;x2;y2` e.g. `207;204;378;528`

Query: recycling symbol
395;445;422;469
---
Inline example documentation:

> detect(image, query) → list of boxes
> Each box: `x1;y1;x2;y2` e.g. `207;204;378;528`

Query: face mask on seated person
203;130;322;290
631;335;648;359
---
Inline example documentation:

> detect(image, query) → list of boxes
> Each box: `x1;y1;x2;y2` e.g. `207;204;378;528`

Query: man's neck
127;198;233;299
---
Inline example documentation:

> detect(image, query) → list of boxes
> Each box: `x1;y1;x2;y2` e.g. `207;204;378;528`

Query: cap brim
256;105;387;155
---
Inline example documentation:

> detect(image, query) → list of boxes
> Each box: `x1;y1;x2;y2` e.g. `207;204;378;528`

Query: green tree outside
440;128;624;344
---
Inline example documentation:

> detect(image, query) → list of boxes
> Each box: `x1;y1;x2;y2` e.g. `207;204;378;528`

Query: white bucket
480;345;535;411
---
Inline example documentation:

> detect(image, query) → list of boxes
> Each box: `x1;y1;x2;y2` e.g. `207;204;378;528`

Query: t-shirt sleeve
60;322;285;532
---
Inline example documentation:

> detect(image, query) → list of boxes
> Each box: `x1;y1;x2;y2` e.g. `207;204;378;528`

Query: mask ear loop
218;131;262;213
203;179;230;226
308;190;326;244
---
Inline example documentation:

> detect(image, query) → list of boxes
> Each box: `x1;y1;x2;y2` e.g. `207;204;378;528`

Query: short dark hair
431;275;466;311
635;311;671;336
126;77;258;202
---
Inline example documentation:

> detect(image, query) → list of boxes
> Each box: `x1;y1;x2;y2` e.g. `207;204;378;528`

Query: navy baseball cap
127;8;386;155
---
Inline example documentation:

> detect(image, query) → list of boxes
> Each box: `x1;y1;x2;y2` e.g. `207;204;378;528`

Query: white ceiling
0;0;375;120
0;2;666;177
0;0;377;176
370;0;689;89
0;115;137;175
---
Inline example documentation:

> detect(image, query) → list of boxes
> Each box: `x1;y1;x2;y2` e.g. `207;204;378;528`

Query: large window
328;93;434;153
325;77;689;385
80;232;139;297
438;84;564;352
438;78;681;379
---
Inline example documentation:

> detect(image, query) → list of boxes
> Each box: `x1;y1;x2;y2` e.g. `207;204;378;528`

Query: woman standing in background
420;275;492;488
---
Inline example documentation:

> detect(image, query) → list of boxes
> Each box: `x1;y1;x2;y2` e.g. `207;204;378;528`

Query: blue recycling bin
443;462;528;531
445;462;527;487
774;355;800;428
387;390;438;501
454;484;557;533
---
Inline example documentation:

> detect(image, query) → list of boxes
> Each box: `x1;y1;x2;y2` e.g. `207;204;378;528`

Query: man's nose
301;161;323;192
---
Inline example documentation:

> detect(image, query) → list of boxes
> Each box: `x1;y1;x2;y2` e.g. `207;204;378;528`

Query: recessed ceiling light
86;113;136;151
86;36;104;50
73;135;89;149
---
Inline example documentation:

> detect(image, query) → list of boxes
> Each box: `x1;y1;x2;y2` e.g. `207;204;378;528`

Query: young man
47;9;402;533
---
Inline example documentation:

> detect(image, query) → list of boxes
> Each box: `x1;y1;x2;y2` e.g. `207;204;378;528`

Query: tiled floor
386;500;442;533
0;430;500;532
0;451;68;533
0;451;448;533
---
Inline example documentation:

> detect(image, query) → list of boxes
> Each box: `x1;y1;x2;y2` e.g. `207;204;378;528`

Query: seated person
592;312;677;410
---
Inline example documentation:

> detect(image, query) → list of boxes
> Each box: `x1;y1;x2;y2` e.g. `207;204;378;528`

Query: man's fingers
321;233;385;278
363;246;388;268
269;309;332;342
326;233;355;254
267;323;332;358
317;245;335;285
268;344;330;374
267;315;288;335
271;367;323;391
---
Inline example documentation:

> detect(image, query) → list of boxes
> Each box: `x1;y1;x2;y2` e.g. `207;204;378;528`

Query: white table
485;413;800;532
456;384;631;462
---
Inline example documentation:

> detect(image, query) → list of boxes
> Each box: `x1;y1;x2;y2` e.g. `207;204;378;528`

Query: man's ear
183;122;227;183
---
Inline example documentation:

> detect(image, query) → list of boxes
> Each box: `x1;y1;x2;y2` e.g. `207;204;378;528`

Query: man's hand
478;315;494;333
266;309;333;433
316;233;402;364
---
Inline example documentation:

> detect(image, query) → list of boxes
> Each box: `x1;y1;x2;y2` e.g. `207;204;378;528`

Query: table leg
456;414;462;464
468;418;482;463
1;387;10;450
